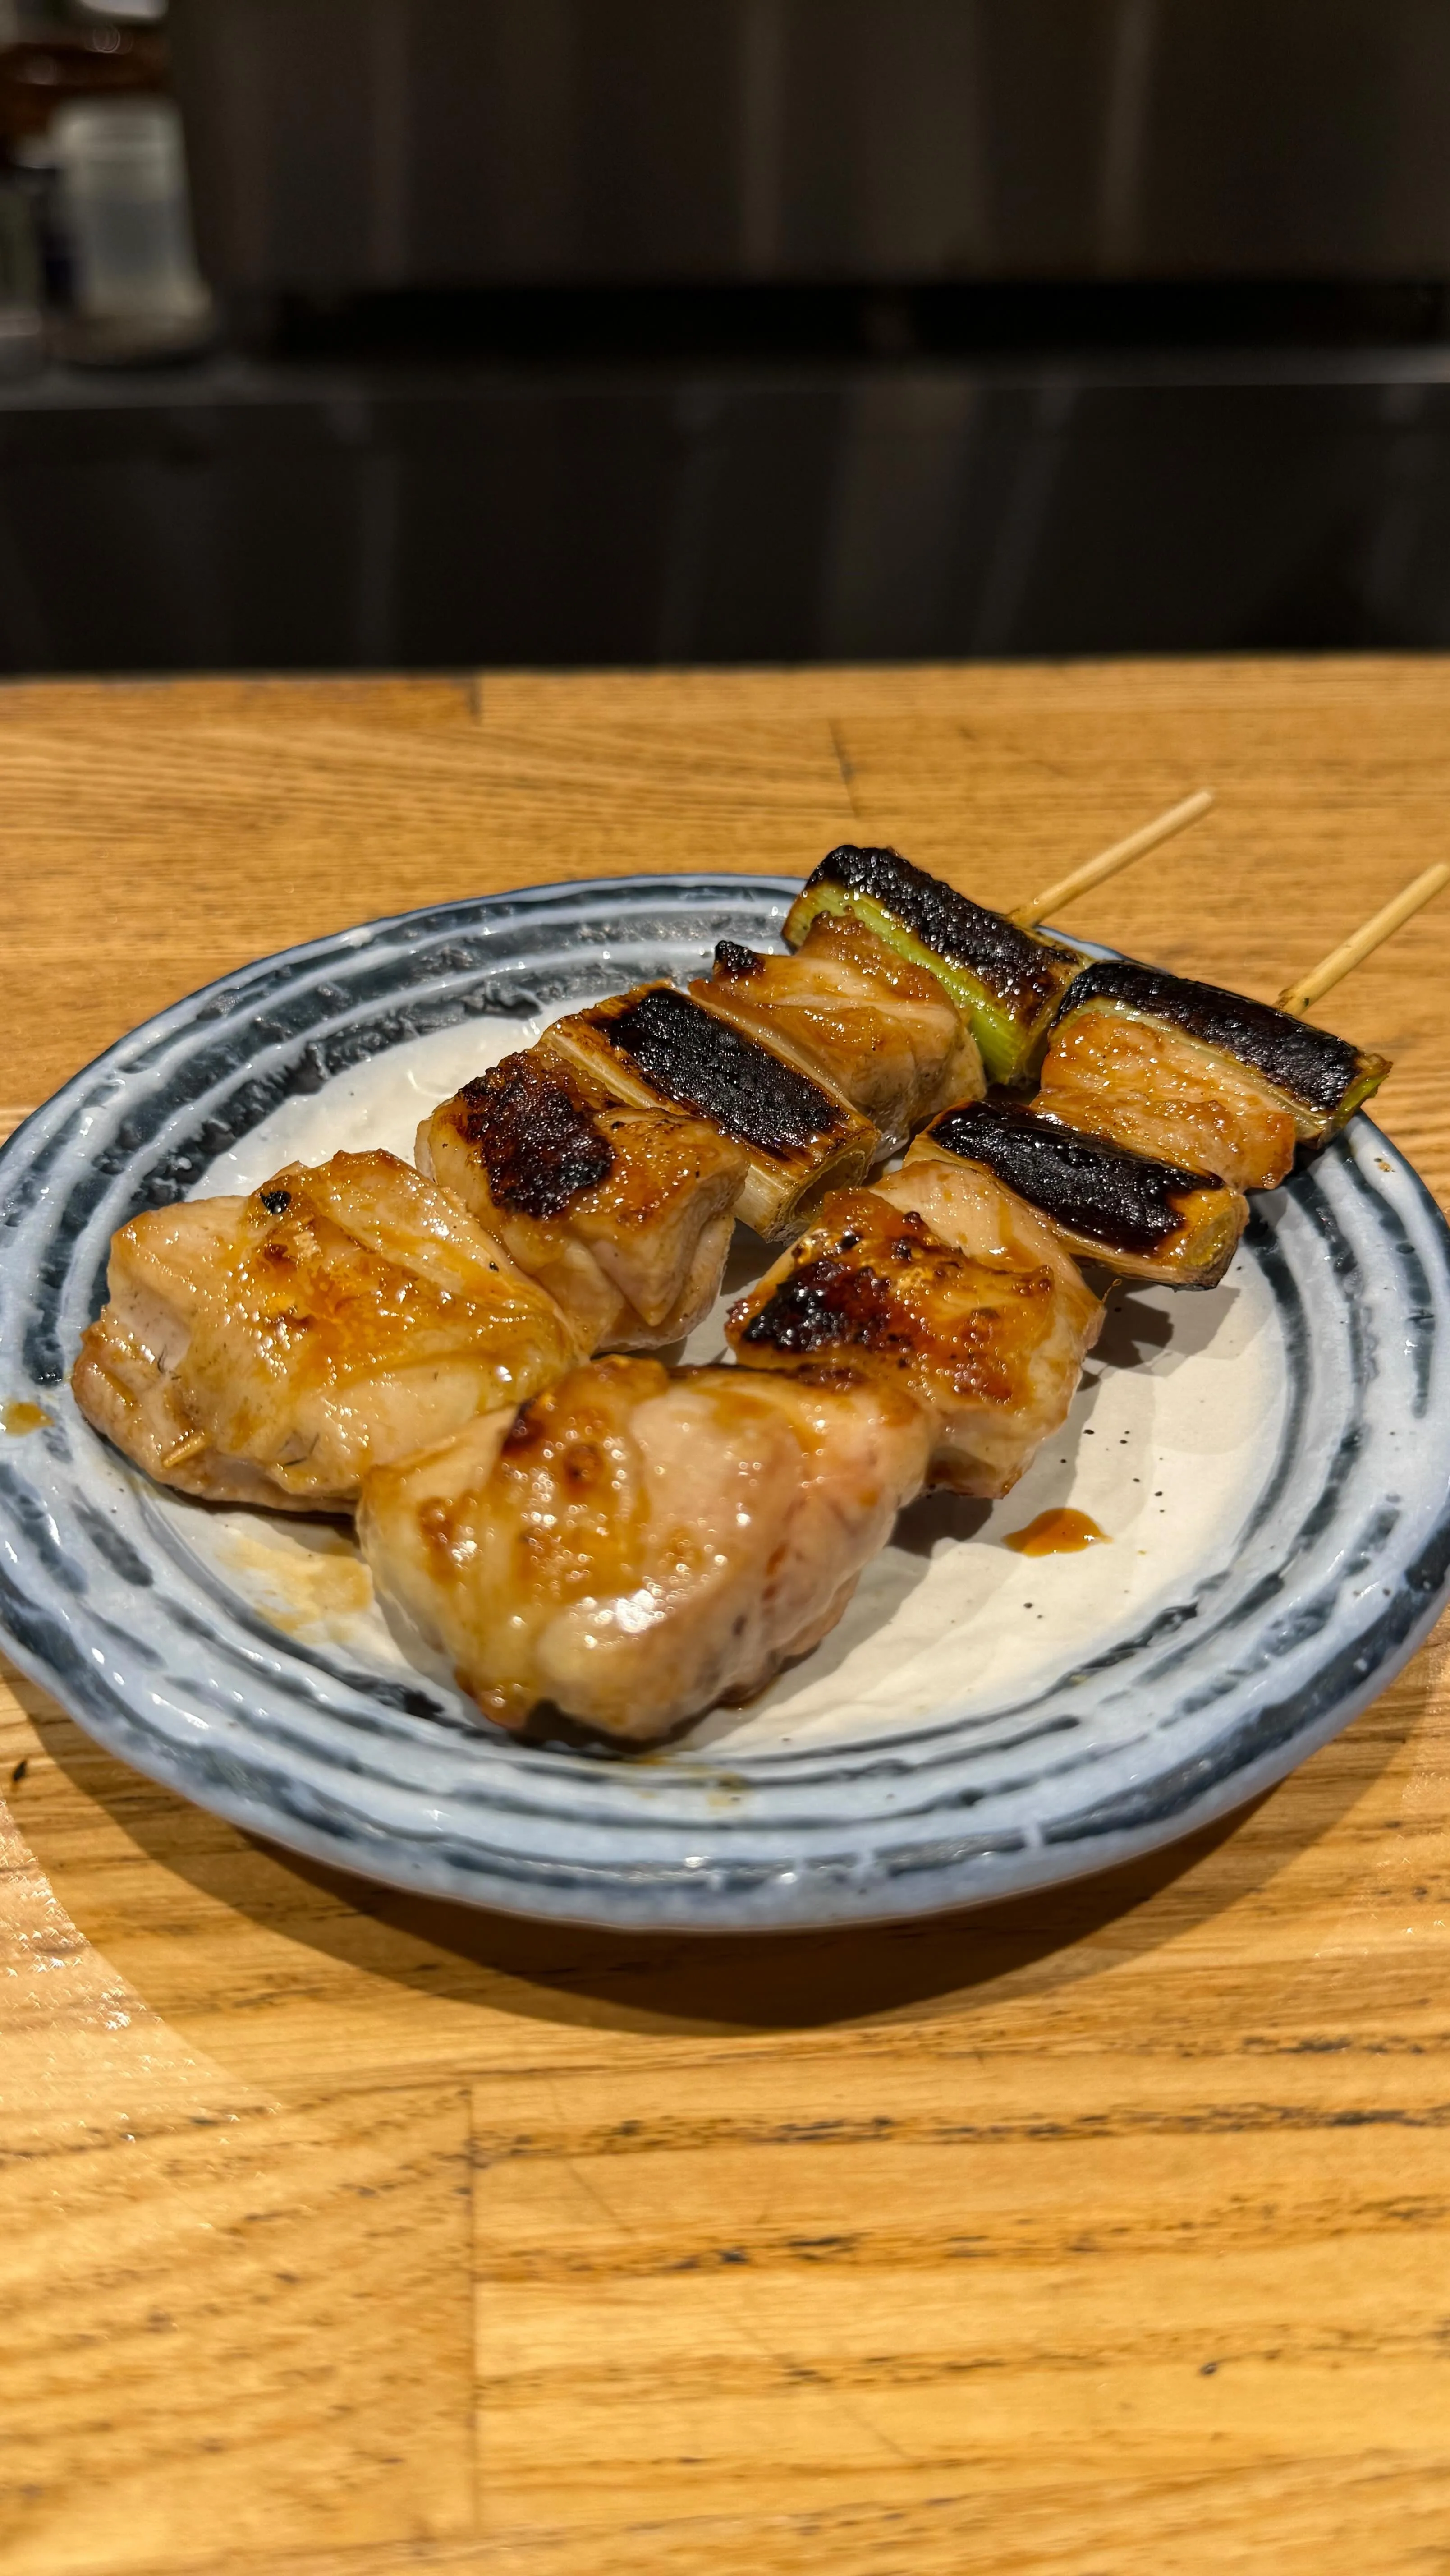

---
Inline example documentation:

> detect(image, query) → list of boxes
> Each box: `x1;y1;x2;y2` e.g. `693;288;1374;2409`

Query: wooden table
5;661;1450;2576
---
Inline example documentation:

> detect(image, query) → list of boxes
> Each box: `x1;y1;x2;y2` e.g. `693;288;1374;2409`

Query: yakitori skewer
1277;861;1450;1018
70;801;1450;1745
780;812;1222;1088
1033;859;1449;1192
417;795;1215;1343
1009;789;1214;931
907;1098;1246;1290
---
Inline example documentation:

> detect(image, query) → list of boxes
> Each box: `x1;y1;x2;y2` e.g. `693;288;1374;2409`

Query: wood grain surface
3;660;1450;2575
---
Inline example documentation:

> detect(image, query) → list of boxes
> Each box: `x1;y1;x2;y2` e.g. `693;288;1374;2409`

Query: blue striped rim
1;873;1448;1929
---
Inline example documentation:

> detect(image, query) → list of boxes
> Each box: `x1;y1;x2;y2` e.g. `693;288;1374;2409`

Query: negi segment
420;1047;747;1352
689;911;982;1155
783;842;1088;1086
1038;960;1390;1188
546;980;878;1238
914;1095;1247;1288
358;1353;930;1743
728;1166;1101;1497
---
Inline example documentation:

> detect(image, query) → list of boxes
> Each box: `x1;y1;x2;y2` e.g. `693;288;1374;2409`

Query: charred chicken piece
783;842;1089;1087
689;912;982;1156
1037;960;1389;1190
419;1048;747;1352
358;1353;930;1742
912;1095;1247;1289
728;1168;1101;1497
545;981;878;1240
72;1149;582;1511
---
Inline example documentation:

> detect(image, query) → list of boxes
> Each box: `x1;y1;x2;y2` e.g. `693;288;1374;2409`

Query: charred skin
545;982;878;1240
914;1095;1247;1288
690;912;983;1155
421;1049;747;1350
782;843;1088;1087
357;1353;930;1743
445;1052;614;1218
1045;959;1389;1141
728;1182;1102;1497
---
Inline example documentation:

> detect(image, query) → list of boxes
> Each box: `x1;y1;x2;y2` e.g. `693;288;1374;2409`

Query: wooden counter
4;661;1450;2575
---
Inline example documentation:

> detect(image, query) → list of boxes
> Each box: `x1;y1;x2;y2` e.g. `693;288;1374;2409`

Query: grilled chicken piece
359;1354;930;1742
729;1165;1101;1497
783;842;1089;1087
913;1095;1247;1289
544;982;877;1239
1036;1004;1296;1190
418;1048;747;1352
689;914;982;1156
72;1149;582;1511
1038;961;1389;1191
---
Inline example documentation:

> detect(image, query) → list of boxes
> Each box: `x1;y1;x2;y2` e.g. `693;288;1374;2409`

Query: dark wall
171;0;1450;295
5;354;1450;672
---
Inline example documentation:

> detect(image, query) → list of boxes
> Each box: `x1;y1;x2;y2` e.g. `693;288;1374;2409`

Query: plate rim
3;873;1449;1932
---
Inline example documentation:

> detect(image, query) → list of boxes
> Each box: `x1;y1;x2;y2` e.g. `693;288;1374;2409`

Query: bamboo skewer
1277;862;1450;1018
1010;789;1214;931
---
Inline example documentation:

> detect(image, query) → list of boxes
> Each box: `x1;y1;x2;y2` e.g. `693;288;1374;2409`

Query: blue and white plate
2;875;1449;1931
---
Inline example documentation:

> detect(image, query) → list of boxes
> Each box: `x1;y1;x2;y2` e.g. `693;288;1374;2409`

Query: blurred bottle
0;0;211;363
53;93;211;356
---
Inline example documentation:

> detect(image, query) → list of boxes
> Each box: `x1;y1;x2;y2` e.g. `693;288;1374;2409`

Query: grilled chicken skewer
419;1046;747;1352
359;1354;930;1743
910;1097;1247;1291
73;1150;581;1511
728;1161;1102;1499
545;981;879;1238
784;842;1087;1088
689;911;983;1156
785;839;1399;1194
1034;960;1388;1191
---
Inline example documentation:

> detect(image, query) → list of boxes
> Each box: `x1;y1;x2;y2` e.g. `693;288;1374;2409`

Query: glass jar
52;92;207;331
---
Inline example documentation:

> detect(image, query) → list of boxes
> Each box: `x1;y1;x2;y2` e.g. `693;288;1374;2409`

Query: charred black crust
1049;958;1372;1115
598;987;850;1155
455;1053;614;1218
738;1255;909;1357
927;1096;1220;1257
809;843;1083;1015
713;938;765;983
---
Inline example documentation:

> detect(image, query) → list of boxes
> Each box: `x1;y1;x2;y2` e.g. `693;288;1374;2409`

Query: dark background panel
7;361;1450;674
10;0;1450;672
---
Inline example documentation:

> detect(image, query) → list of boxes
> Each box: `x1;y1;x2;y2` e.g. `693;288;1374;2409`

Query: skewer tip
1277;860;1450;1018
1011;789;1215;931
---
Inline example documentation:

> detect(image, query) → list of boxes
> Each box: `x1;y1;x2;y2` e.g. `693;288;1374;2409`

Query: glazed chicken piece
72;1149;582;1511
545;982;878;1238
1036;961;1389;1192
1035;1003;1299;1191
358;1353;930;1742
419;1047;747;1352
728;1162;1101;1498
689;913;983;1156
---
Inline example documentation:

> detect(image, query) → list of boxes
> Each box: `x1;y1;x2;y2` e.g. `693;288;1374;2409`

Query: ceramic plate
3;874;1449;1931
